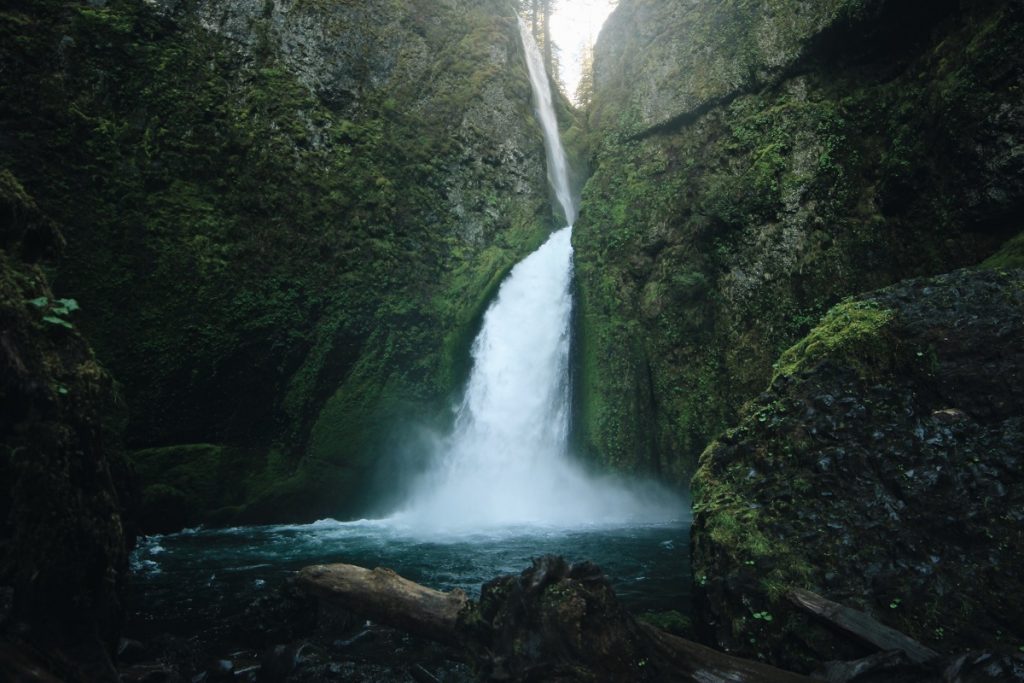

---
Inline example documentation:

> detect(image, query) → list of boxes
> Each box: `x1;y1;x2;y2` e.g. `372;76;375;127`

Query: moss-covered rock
982;231;1024;270
574;0;1024;480
691;268;1024;670
0;0;559;527
0;170;134;680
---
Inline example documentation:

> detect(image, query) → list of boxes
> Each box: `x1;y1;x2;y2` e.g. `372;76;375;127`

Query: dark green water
127;518;692;639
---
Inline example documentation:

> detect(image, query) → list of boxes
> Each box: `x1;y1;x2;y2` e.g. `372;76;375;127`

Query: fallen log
298;556;812;682
787;587;939;664
296;564;468;647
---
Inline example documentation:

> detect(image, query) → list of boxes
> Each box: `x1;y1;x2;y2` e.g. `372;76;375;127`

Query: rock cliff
0;0;555;527
574;0;1024;480
578;0;1024;669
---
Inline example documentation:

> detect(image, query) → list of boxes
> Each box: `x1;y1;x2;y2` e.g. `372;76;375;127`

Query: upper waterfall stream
390;18;682;532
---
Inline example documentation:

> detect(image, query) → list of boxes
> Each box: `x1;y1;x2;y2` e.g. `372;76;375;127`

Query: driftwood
787;587;939;664
298;556;812;682
297;564;468;647
639;625;812;683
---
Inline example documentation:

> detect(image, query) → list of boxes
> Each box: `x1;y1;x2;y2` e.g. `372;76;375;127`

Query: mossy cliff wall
0;171;134;680
573;0;1024;480
1;0;555;527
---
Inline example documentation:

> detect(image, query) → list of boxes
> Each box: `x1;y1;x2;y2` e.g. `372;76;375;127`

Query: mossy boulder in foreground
691;267;1024;671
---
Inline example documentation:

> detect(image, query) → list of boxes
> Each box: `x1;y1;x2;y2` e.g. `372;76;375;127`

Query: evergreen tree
575;41;595;107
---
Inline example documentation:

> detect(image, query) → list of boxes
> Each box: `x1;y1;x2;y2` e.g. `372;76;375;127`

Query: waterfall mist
388;17;684;533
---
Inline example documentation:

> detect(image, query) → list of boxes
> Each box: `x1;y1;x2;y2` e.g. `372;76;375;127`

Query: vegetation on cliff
0;0;556;527
573;0;1024;480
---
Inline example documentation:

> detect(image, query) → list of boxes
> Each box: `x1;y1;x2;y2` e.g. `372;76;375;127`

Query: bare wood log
296;564;468;646
787;587;939;664
642;625;814;683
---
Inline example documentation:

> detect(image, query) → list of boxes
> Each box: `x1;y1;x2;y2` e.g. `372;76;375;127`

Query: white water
390;18;683;533
518;16;577;224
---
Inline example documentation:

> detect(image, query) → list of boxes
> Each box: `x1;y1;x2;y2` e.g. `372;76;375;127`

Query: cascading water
518;16;577;225
125;17;692;657
392;18;682;532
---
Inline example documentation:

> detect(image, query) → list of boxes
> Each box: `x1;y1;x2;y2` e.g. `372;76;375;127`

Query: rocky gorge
1;0;1023;680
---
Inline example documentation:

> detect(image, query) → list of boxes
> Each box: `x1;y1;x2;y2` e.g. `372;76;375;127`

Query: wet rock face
574;0;1024;480
691;268;1024;671
591;0;877;132
0;172;134;680
1;0;553;526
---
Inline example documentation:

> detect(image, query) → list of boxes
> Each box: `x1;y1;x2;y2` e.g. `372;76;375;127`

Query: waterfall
517;17;577;225
392;17;680;532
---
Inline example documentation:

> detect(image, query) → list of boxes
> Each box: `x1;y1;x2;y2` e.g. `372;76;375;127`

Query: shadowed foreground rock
299;556;805;682
298;556;1024;682
693;268;1024;668
1;172;135;682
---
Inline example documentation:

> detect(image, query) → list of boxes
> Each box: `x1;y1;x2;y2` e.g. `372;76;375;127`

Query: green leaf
57;386;69;395
42;315;73;329
56;298;80;312
28;296;49;308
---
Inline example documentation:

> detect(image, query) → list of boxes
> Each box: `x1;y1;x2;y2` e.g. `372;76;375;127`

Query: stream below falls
126;519;692;644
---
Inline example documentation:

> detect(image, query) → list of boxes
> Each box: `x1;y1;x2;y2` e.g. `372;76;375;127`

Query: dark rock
0;172;134;680
118;638;148;665
692;268;1024;671
207;658;233;681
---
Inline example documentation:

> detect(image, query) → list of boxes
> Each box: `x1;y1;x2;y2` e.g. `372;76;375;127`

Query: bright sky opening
549;0;618;102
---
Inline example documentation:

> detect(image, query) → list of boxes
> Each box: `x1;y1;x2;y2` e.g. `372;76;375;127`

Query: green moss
130;444;252;527
637;610;693;638
772;300;896;380
693;441;814;590
981;231;1024;269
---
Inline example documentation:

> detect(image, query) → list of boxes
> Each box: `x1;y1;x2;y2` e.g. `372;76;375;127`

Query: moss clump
130;443;261;531
637;610;693;638
772;301;896;380
692;438;814;603
981;231;1024;269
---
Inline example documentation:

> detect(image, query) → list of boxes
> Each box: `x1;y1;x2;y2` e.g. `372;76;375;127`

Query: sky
548;0;619;102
